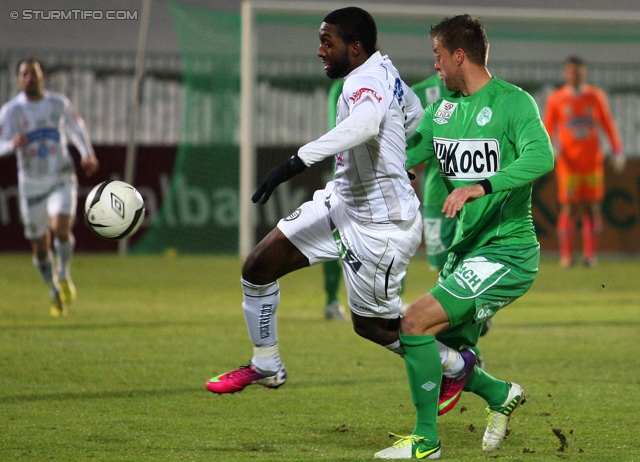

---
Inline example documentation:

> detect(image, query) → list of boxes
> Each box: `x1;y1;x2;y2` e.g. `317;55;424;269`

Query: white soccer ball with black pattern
84;180;146;240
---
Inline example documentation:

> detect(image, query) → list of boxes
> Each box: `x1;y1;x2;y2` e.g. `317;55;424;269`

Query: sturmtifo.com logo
10;9;138;20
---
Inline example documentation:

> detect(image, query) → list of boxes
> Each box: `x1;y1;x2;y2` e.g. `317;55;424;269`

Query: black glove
252;155;307;204
407;171;416;181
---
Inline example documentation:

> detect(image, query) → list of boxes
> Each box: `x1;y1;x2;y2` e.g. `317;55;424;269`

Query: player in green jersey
375;15;553;459
409;74;491;371
409;74;456;273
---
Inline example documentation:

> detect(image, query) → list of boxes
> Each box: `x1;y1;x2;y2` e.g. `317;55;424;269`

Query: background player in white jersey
207;7;424;393
0;58;99;317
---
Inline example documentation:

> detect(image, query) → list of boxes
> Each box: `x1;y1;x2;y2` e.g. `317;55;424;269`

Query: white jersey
298;52;422;223
0;91;94;195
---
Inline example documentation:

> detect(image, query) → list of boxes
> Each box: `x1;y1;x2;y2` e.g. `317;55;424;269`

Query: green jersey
327;79;344;129
407;77;554;252
409;74;453;207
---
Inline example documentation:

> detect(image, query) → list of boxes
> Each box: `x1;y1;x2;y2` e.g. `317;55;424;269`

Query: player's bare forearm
81;156;99;177
441;184;485;218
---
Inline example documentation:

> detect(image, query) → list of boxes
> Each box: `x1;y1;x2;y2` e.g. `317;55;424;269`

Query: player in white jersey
0;58;99;317
207;7;424;394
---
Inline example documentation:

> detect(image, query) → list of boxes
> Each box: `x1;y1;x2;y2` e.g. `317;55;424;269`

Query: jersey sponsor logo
453;256;504;294
433;137;500;180
477;305;494;321
476;107;492;126
324;194;332;213
284;208;301;221
434;117;448;125
426;86;441;104
26;127;60;144
343;246;362;273
335;152;345;167
334;231;363;273
567;116;596;139
434;100;458;121
349;87;382;104
477;298;512;321
392;78;404;105
37;144;49;159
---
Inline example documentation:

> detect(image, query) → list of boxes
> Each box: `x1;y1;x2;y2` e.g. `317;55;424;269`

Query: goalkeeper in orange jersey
543;56;625;268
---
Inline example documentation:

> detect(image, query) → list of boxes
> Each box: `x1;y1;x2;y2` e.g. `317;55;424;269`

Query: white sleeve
298;98;381;166
62;98;95;159
404;86;423;138
0;104;15;157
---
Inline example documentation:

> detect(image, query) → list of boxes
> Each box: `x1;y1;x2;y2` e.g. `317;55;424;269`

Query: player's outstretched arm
441;183;485;218
81;156;100;177
252;154;307;204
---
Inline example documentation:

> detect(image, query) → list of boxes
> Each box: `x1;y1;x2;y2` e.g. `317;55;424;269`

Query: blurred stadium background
1;0;640;256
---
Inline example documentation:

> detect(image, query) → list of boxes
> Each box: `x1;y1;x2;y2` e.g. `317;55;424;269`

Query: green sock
463;366;509;409
399;333;441;443
323;260;342;305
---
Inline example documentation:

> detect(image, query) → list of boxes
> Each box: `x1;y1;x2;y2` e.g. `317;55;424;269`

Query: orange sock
557;212;574;261
582;215;601;260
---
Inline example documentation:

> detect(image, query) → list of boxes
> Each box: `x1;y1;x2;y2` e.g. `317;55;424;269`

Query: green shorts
423;205;458;271
431;243;540;349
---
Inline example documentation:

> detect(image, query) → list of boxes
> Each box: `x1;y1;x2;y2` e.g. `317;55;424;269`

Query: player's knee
52;228;71;241
351;315;400;345
242;253;268;285
400;309;445;336
35;248;48;261
399;312;423;335
243;244;286;285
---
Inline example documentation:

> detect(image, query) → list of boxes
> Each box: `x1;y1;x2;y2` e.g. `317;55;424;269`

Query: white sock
33;252;57;298
241;278;282;375
437;340;466;378
53;236;74;281
384;340;405;356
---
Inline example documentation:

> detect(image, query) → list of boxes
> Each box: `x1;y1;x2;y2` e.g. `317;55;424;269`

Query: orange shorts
555;166;604;204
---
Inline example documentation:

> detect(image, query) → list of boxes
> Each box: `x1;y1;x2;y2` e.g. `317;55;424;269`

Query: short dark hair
430;14;488;66
323;7;377;56
16;57;44;75
565;55;584;66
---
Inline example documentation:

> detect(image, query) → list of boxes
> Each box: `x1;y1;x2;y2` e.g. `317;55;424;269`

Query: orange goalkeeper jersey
544;84;622;172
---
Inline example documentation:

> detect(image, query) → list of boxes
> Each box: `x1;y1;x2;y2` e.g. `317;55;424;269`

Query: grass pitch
0;252;639;461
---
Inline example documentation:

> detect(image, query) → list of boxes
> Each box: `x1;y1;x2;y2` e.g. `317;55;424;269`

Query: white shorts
19;176;77;239
277;182;423;319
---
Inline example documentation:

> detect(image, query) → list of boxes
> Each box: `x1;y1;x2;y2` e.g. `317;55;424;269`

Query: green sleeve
327;80;344;130
406;105;435;170
486;91;554;192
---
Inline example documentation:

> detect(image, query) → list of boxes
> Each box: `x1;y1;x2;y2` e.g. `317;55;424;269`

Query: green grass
0;253;639;461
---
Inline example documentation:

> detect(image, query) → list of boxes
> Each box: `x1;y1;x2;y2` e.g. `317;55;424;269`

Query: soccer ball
84;180;146;240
